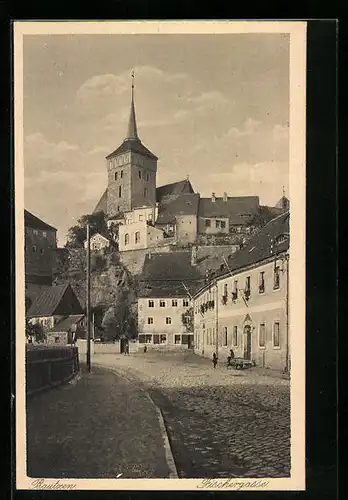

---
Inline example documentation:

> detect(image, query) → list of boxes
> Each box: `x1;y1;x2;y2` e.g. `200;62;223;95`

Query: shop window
153;334;160;344
160;334;167;344
174;335;181;344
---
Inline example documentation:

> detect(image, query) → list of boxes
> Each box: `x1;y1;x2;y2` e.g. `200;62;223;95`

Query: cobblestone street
93;350;291;479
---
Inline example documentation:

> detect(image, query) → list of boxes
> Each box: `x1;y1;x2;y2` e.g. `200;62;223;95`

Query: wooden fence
26;345;79;396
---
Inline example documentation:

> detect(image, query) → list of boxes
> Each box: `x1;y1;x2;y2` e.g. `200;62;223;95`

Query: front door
187;335;194;349
243;325;252;360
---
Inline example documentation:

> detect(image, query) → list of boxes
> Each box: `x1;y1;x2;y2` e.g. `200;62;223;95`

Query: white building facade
193;212;290;372
138;296;194;348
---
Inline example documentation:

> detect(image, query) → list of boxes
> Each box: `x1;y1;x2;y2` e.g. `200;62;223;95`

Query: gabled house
138;251;204;349
46;314;85;345
83;232;111;252
27;283;84;332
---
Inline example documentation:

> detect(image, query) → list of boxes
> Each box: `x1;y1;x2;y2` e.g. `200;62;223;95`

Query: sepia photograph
15;21;306;491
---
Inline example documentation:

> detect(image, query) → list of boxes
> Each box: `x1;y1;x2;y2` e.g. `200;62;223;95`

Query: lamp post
86;222;91;372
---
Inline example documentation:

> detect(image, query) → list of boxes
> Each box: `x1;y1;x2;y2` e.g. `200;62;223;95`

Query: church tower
105;72;158;217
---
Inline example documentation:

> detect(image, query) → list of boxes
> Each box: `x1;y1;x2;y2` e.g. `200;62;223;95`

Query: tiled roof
156;179;194;202
198;196;259;223
212;211;290;281
156;193;200;224
27;284;70;317
138;251;204;298
106;138;158;160
49;314;84;333
24;210;57;231
93;189;108;214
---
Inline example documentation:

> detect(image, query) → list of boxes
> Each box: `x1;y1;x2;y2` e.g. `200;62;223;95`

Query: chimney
211;192;216;202
191;245;197;266
223;192;228;202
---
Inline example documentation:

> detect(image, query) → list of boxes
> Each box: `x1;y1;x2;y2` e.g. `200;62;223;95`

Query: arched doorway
243;325;252;360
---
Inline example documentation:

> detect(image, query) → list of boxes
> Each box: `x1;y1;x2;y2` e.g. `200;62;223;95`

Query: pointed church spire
125;70;139;142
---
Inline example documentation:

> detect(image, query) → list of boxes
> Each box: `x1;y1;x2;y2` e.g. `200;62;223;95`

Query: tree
26;320;46;343
181;307;194;333
65;211;108;248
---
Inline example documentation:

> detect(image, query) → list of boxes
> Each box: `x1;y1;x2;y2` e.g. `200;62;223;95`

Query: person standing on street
212;352;218;369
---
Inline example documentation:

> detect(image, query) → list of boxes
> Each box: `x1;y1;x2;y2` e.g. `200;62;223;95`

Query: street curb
93;363;179;479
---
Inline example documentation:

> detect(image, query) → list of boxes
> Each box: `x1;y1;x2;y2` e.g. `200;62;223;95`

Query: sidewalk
26;365;170;479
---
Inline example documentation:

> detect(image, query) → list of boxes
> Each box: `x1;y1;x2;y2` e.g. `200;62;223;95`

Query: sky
23;33;289;245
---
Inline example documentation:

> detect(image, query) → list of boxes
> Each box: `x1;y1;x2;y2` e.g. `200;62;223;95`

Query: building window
146;173;149;181
172;299;177;307
244;276;251;300
182;334;189;345
117;206;120;212
274;266;280;289
121;170;123;178
205;219;211;228
148;300;154;307
223;327;228;346
119;186;122;198
233;326;238;346
144;188;147;198
139;214;143;221
174;334;181;344
259;272;265;293
147;317;154;325
115;172;118;181
139;170;142;179
165;317;172;325
160;300;166;307
216;220;221;229
221;221;226;229
33;229;38;236
138;334;152;344
259;323;266;348
40;248;45;254
153;334;160;344
273;322;280;347
183;299;189;307
160;334;167;344
42;231;47;238
135;231;140;244
124;233;129;246
232;280;238;300
32;245;37;253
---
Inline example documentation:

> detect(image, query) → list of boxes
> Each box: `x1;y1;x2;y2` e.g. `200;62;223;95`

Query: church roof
106;139;158;160
106;76;157;161
198;196;259;223
275;196;290;210
93;189;108;214
156;179;194;202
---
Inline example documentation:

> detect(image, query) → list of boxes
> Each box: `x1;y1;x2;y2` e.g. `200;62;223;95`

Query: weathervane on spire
131;69;135;100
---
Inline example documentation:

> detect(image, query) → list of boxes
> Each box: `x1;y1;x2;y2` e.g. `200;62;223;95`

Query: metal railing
26;345;79;396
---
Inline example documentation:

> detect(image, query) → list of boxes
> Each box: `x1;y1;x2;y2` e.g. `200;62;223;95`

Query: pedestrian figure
212;352;218;369
144;344;147;353
126;343;130;355
227;348;235;367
